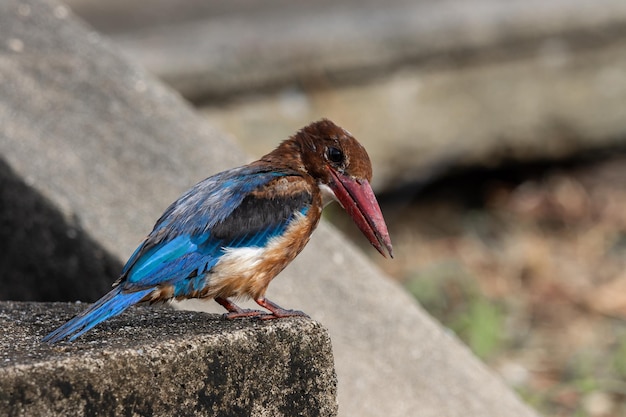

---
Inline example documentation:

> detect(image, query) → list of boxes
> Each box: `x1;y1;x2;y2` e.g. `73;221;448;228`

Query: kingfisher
43;119;393;343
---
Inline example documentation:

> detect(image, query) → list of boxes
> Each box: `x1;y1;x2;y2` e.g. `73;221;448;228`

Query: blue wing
119;165;312;295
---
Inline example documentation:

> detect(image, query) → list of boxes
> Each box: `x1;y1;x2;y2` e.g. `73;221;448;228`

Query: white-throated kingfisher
43;119;393;343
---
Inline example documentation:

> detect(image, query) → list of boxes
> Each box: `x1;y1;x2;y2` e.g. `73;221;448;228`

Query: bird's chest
206;207;321;300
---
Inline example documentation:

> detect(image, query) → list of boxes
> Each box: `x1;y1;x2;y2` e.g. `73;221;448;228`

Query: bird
43;119;393;343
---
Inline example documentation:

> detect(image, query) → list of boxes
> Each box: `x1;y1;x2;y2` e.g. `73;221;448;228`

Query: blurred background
42;0;626;415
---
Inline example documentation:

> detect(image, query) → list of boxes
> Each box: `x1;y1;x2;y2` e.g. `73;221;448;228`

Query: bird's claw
221;309;268;320
258;309;309;320
222;309;309;320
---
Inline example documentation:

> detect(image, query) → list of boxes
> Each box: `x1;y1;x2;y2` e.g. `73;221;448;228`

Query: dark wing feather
211;190;312;247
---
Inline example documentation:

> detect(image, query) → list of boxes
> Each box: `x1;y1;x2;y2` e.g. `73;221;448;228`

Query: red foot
215;297;309;320
215;297;268;319
255;298;309;320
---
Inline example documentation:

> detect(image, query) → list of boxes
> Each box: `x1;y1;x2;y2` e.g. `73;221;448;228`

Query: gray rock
0;158;122;301
0;302;337;417
0;1;538;416
67;0;626;191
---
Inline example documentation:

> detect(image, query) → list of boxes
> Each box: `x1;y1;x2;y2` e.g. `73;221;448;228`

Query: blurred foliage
405;261;505;360
613;335;626;379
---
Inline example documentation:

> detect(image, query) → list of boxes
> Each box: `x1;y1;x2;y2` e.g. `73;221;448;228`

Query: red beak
328;169;393;258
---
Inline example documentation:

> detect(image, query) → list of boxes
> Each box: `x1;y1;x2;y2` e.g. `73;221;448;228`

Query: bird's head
271;119;393;258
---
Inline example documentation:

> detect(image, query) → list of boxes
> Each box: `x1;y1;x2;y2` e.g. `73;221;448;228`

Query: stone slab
0;302;337;417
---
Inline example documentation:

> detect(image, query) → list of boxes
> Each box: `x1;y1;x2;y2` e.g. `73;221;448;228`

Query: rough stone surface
0;302;337;417
0;1;539;417
0;159;122;301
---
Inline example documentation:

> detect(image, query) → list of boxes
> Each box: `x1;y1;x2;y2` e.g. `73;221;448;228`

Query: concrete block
0;158;122;301
0;301;337;417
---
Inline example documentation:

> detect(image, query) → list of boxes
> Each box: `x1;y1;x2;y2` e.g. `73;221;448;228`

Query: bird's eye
326;146;344;164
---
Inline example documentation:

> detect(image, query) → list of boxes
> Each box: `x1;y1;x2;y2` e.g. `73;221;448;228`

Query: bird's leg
255;298;309;320
215;297;268;319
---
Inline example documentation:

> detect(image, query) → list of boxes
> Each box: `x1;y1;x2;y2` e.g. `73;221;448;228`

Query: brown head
264;119;393;258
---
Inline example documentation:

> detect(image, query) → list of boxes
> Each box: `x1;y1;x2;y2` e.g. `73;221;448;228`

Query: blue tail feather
42;287;153;343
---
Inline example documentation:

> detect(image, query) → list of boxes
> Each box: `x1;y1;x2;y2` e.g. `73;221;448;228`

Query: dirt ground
330;153;626;417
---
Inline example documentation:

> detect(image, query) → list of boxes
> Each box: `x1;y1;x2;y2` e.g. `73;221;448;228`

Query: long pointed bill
328;169;393;258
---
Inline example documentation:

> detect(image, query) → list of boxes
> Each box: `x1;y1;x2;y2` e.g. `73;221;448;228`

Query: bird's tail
42;286;153;343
